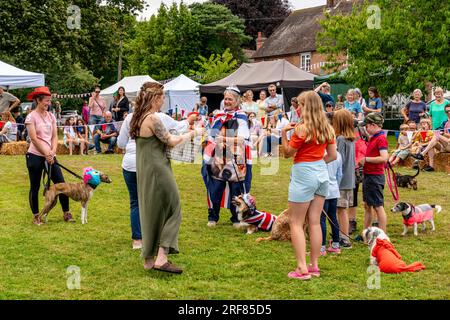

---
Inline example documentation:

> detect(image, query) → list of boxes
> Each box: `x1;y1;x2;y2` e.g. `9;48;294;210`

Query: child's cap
361;112;384;126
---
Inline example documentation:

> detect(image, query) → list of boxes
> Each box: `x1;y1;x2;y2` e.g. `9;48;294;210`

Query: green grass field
0;140;449;299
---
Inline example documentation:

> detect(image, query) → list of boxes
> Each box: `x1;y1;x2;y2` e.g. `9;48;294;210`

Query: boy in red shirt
358;113;389;231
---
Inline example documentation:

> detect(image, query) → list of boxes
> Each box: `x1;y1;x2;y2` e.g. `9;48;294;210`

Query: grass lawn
0;137;449;299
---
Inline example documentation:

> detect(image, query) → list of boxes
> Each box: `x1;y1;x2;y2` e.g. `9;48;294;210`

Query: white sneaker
207;221;216;228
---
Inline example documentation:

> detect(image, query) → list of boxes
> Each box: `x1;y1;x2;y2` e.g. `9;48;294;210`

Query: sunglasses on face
95;91;100;93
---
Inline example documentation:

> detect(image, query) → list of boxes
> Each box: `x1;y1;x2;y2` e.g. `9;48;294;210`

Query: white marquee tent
162;74;200;113
0;60;45;89
100;75;159;100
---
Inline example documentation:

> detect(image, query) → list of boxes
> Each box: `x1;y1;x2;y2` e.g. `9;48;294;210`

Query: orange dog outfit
372;238;425;273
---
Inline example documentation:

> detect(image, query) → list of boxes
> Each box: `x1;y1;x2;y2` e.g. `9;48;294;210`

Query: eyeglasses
95;91;100;93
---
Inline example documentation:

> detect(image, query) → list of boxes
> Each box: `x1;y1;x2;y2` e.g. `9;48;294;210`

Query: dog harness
371;238;425;273
403;204;434;226
83;167;101;189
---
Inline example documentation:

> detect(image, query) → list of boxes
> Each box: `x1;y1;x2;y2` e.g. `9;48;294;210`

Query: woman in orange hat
25;87;73;225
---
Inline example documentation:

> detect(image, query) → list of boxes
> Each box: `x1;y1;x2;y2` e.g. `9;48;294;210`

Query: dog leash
321;209;364;244
385;162;399;202
42;161;52;192
55;162;83;180
231;153;247;195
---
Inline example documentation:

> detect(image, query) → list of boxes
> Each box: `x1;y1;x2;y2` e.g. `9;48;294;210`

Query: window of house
300;52;311;71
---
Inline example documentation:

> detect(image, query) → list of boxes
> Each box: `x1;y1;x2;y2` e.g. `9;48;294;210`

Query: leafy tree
189;2;251;61
317;0;450;97
212;0;291;48
191;48;238;84
0;0;141;90
126;3;203;79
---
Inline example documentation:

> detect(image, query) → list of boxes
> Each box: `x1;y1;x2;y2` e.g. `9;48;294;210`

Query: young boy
389;124;411;166
358;113;389;231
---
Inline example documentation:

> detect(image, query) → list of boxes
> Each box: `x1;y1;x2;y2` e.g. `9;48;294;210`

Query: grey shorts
337;189;354;208
392;149;410;160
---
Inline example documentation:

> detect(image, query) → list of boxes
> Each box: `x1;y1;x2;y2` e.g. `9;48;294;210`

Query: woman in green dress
129;82;204;274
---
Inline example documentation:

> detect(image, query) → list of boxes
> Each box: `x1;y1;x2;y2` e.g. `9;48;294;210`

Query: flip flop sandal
154;262;183;274
287;271;311;280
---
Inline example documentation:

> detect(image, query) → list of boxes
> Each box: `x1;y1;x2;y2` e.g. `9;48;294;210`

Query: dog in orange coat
362;227;425;273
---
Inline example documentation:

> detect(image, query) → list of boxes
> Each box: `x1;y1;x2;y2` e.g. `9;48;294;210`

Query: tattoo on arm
151;116;170;144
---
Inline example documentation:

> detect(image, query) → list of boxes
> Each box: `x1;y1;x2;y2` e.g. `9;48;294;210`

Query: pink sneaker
288;270;311;280
307;264;320;277
326;246;341;254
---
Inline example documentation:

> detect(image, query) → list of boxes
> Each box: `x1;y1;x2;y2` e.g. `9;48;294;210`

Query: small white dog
390;202;442;236
361;227;391;267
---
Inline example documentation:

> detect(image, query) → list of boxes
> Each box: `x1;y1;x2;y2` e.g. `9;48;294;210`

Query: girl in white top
63;116;81;155
241;90;259;114
0;111;18;142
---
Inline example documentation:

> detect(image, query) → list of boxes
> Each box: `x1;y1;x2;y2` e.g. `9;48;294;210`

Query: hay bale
434;152;450;172
401;152;450;172
0;141;29;155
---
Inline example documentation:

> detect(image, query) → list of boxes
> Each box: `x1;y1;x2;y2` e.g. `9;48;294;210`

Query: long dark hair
118;86;126;98
368;87;380;98
129;82;164;139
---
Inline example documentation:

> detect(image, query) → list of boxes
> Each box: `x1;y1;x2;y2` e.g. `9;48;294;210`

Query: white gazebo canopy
0;60;45;89
162;74;200;113
100;75;159;100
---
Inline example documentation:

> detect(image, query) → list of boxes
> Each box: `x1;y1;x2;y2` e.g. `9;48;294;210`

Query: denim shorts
288;160;329;203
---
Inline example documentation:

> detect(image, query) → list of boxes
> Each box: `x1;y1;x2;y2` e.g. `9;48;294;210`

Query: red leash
385;162;399;202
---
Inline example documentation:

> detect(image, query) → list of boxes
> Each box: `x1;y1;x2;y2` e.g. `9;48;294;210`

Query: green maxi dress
136;135;182;258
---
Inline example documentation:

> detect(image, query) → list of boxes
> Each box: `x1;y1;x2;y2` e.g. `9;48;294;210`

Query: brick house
252;0;356;75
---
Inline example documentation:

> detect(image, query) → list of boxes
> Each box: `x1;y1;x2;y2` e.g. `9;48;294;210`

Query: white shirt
326;152;343;200
118;112;189;172
2;121;17;141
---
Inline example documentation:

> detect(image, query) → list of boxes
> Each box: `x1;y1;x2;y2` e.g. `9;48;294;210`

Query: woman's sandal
154;261;183;274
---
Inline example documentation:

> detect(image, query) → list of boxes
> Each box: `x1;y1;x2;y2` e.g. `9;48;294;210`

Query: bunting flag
286;111;292;121
51;92;92;99
406;131;414;142
88;124;97;134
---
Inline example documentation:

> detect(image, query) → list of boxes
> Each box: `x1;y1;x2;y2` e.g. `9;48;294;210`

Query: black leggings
26;153;69;215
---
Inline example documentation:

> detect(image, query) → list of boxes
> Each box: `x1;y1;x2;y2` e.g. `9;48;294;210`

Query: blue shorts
288;160;329;203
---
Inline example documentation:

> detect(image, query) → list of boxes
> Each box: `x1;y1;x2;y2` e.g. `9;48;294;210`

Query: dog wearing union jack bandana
232;194;303;242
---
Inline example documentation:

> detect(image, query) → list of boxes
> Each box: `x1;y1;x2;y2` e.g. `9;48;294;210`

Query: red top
363;131;388;175
354;131;368;165
290;131;335;163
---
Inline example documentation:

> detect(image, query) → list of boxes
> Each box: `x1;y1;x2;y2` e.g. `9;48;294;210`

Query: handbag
165;132;202;163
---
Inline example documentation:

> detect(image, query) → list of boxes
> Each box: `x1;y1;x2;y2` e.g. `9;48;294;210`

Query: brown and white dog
391;202;442;236
39;167;111;224
232;193;307;242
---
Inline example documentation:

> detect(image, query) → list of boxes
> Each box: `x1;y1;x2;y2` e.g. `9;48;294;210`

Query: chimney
327;0;335;8
256;32;266;50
